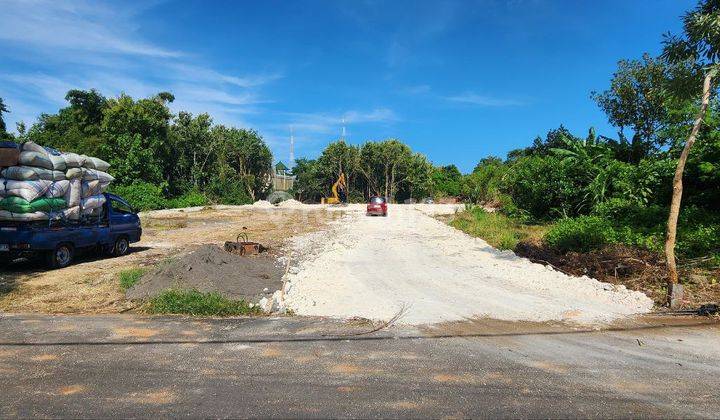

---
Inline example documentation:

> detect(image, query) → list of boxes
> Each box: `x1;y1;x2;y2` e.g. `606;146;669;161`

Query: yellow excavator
323;172;347;204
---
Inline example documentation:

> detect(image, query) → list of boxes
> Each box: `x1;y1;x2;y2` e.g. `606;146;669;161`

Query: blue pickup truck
0;193;142;268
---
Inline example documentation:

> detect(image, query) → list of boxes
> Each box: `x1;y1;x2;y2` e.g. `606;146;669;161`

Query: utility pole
341;117;346;141
289;125;295;169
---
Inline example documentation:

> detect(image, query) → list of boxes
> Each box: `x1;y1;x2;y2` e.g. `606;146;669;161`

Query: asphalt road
1;313;719;418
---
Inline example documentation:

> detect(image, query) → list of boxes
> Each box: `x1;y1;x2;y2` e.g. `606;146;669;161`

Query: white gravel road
280;204;654;325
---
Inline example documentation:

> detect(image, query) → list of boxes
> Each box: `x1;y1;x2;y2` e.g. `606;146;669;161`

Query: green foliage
111;182;168;211
166;190;209;209
545;216;616;253
119;268;146;291
451;207;548;251
23;89;273;207
147;289;260;316
462;157;506;204
431;165;462;198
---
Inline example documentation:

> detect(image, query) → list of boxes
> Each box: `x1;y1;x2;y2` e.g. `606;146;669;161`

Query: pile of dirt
126;244;284;303
514;241;720;307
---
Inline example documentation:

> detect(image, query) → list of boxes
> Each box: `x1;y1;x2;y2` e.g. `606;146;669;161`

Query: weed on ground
146;289;261;316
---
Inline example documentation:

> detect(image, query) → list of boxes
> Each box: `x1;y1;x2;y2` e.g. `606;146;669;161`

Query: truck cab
0;193;142;269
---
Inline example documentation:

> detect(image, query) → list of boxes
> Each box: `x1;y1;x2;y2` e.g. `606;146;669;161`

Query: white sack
0;210;49;221
81;168;114;183
62;206;80;220
82;156;110;172
62;152;85;168
80;180;110;198
46;180;71;198
1;166;66;181
21;142;48;154
1;179;52;201
48;154;67;171
65;179;81;207
18;151;53;170
81;194;106;210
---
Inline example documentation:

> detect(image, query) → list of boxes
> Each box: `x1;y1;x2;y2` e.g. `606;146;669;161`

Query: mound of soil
126;244;284;303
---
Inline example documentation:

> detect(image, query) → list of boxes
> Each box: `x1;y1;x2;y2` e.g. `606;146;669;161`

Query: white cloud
0;0;180;57
0;0;281;134
446;92;527;107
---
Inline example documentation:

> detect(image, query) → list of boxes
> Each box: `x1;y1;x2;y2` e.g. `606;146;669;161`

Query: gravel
280;205;654;325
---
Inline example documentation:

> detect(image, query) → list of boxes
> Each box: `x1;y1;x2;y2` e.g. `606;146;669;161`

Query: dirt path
0;207;339;313
282;205;654;325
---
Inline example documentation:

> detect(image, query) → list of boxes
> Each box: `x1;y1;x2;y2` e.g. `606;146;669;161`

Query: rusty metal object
224;233;266;256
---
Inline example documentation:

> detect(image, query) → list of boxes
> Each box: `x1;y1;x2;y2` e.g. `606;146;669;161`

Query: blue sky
0;0;694;172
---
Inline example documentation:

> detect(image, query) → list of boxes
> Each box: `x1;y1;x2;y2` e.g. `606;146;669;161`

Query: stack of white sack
0;141;113;222
62;152;113;220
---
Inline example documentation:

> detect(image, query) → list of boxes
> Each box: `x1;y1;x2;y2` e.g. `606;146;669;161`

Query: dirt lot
0;206;342;313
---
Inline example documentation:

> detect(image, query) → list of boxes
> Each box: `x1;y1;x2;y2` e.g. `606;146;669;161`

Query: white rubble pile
278;206;654;326
277;199;306;209
252;200;274;208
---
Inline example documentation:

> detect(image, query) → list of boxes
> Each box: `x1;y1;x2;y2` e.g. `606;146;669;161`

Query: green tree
0;98;11;139
168;112;216;194
431;164;463;198
213;126;272;201
661;0;720;303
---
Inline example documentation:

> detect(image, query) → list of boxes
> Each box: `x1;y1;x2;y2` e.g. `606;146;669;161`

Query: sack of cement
0;179;53;202
81;194;106;210
2;166;66;181
81;156;110;172
18;151;53;170
45;180;71;198
81;168;114;182
0;210;49;222
0;142;20;167
62;152;85;168
65;178;81;207
80;179;110;198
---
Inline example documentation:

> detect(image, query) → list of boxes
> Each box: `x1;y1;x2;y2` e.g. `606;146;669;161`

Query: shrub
119;267;145;291
147;289;260;316
451;207;547;250
166;190;208;209
544;216;616;253
112;182;167;211
207;179;252;205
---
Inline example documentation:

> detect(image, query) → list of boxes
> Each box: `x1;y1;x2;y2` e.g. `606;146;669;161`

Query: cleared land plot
0;206;340;313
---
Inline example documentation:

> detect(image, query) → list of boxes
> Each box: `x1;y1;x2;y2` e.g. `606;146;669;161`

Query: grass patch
119;267;146;291
147;289;260;316
450;206;549;250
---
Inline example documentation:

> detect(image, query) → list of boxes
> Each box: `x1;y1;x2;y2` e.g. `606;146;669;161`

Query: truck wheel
47;244;74;269
112;237;130;257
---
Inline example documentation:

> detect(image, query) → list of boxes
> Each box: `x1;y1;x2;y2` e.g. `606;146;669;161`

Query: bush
119;267;145;291
207;179;252;205
166;190;208;209
112;182;167;211
544;216;616;253
147;289;260;316
451;207;548;250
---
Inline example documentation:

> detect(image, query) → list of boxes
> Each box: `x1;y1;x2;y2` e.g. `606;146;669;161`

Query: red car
366;196;388;216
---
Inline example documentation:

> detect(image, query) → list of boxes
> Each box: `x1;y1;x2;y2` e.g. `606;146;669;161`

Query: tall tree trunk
664;69;715;307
